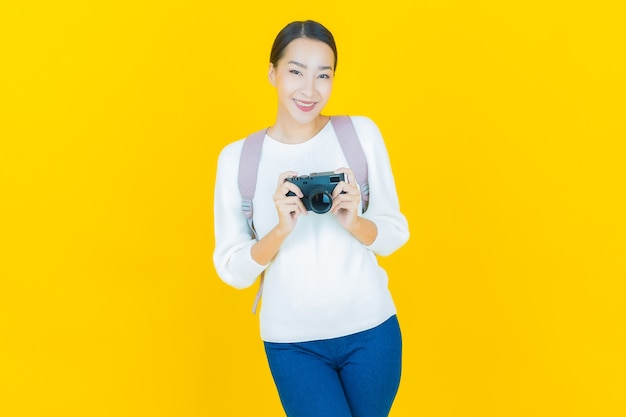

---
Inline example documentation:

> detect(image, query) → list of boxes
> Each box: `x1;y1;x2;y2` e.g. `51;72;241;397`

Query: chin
289;111;321;125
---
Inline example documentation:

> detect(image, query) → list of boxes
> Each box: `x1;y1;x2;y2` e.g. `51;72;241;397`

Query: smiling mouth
294;99;316;112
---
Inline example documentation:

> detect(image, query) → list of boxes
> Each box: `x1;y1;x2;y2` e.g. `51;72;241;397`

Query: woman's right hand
273;171;308;235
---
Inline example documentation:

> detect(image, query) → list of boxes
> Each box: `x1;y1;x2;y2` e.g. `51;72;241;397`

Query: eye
289;69;302;76
318;73;331;79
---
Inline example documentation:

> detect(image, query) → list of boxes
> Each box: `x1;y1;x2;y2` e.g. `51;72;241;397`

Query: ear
268;63;277;87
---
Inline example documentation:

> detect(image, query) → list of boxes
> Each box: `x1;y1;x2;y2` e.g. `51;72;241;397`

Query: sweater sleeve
353;116;410;256
212;140;268;289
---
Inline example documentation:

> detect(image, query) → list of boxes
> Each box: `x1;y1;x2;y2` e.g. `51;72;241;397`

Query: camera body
285;171;345;214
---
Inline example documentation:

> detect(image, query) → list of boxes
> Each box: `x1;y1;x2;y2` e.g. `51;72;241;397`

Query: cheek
277;77;298;94
318;81;333;98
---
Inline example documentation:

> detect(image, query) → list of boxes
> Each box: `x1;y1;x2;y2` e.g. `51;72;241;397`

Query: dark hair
269;20;338;71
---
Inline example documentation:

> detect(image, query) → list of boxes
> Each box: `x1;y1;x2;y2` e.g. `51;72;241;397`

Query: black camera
285;171;345;214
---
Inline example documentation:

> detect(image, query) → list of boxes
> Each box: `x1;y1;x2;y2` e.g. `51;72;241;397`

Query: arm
346;216;378;246
213;143;308;285
349;116;410;256
330;167;378;246
213;142;268;289
250;171;308;265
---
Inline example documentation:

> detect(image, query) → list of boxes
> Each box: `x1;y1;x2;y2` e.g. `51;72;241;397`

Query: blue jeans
264;315;402;417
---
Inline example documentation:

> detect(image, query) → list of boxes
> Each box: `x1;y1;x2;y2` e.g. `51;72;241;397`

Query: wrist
348;216;377;246
272;224;291;240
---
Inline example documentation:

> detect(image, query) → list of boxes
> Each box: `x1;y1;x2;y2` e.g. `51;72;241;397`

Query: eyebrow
287;60;333;71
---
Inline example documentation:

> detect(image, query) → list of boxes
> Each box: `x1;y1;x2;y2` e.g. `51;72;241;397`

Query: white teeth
295;100;314;108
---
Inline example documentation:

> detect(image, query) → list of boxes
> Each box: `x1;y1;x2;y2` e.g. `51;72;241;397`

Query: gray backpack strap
330;116;370;212
238;128;267;222
238;127;268;314
250;276;264;315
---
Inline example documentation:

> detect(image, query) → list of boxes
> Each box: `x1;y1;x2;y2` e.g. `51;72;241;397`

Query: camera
285;171;345;214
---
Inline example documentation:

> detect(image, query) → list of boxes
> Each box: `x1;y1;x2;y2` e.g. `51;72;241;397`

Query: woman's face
269;37;335;125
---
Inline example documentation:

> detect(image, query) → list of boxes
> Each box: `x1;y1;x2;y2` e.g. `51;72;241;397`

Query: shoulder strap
238;128;267;314
238;128;267;223
330;116;370;212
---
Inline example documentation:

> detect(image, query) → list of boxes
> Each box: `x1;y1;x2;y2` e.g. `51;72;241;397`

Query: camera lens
308;189;333;214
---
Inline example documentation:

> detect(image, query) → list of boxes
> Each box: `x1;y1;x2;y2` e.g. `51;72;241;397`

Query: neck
269;114;330;144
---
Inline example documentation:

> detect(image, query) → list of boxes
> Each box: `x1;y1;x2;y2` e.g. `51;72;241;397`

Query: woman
213;20;410;417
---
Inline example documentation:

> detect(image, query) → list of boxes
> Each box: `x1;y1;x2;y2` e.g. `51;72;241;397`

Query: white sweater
213;116;409;343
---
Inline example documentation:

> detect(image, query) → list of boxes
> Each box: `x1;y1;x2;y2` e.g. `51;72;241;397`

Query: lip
294;99;317;112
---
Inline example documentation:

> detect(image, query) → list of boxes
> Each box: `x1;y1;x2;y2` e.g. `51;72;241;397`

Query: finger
277;171;299;187
277;196;308;216
274;181;304;199
334;167;355;186
282;181;304;198
331;201;358;215
275;195;302;207
278;171;298;182
332;182;359;199
278;203;302;216
331;195;359;211
279;173;307;198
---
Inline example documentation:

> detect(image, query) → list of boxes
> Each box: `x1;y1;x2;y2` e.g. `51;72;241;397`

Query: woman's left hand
331;167;361;229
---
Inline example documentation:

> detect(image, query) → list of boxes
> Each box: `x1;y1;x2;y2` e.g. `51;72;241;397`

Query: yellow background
1;1;625;416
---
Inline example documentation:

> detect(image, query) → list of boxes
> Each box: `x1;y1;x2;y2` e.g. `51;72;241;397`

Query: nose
300;75;315;97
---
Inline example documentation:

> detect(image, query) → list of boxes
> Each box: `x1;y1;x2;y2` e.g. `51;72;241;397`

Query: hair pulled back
269;20;338;71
